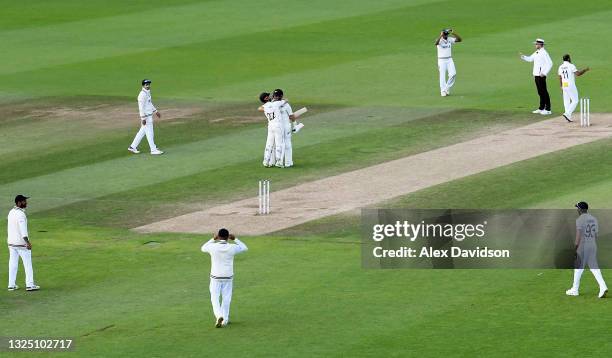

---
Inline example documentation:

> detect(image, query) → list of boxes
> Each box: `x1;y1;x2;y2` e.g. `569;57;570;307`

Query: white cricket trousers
130;115;158;152
263;122;284;166
572;240;607;291
572;269;607;291
8;246;34;287
210;278;233;323
438;58;456;93
562;86;579;118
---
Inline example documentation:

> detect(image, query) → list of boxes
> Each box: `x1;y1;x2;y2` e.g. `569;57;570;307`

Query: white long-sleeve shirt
521;48;553;76
436;37;456;58
7;207;29;246
201;238;248;278
138;88;157;118
280;102;293;131
263;100;286;129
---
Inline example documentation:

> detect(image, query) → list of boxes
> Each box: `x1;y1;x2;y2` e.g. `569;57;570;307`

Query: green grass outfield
1;0;612;357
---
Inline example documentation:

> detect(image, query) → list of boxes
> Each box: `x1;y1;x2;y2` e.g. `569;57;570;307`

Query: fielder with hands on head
435;28;462;97
128;79;164;155
557;54;590;122
566;202;607;298
201;228;248;328
520;39;553;115
7;195;40;291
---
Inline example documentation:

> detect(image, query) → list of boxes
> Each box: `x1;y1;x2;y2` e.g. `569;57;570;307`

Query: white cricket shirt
437;37;456;58
7;207;29;246
263;100;285;128
558;61;578;89
280;102;293;129
521;48;553;76
138;88;157;118
201;238;248;278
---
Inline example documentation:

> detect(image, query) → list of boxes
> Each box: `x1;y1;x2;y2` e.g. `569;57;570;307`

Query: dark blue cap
14;194;29;204
575;202;588;210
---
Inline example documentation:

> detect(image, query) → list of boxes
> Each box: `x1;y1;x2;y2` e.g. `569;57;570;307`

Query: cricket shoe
599;288;608;299
562;114;572;122
532;109;542;114
540;110;552;115
26;285;40;291
7;285;19;291
565;288;579;296
128;147;140;154
441;91;448;97
151;149;164;155
215;317;224;328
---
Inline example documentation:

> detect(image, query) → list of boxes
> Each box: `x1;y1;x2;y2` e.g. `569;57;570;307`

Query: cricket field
1;1;611;357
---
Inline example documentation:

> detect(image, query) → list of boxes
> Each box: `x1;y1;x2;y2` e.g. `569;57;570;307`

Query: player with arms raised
435;28;462;97
258;92;285;167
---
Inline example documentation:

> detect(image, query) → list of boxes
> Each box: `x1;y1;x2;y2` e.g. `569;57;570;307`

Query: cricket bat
293;107;308;118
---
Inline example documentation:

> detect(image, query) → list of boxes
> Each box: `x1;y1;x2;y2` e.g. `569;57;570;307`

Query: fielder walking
520;39;553;115
128;79;164;155
435;28;462;97
557;54;590;122
7;195;40;292
566;202;608;298
201;228;248;328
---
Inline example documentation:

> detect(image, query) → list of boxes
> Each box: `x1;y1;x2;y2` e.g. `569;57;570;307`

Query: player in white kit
435;28;462;97
566;202;608;298
7;195;40;291
258;92;286;167
201;228;248;328
128;79;164;155
557;54;590;122
273;89;295;167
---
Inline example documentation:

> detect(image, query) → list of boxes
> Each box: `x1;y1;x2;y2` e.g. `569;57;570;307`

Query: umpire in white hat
520;38;553;115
